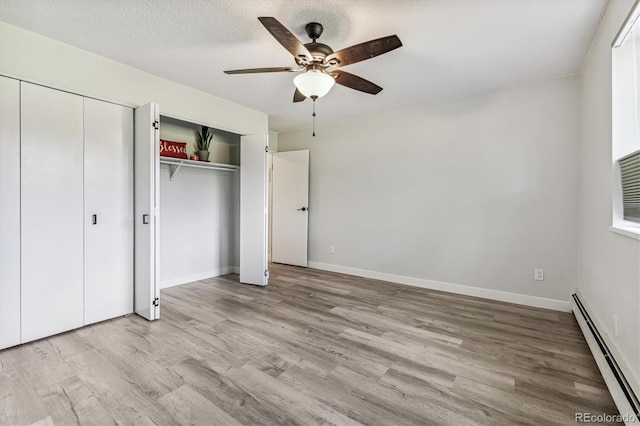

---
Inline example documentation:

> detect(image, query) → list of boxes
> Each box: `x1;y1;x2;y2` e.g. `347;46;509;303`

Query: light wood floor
1;264;620;425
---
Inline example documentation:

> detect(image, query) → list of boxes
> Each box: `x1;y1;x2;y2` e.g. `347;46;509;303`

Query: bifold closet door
21;82;84;343
240;133;268;286
0;76;21;349
134;103;160;320
84;98;134;325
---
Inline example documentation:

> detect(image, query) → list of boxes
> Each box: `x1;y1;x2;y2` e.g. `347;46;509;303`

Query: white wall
159;166;239;288
158;117;240;288
278;76;580;309
160;116;240;165
578;0;639;391
0;22;267;136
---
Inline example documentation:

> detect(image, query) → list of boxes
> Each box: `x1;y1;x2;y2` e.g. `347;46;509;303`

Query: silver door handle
297;207;308;212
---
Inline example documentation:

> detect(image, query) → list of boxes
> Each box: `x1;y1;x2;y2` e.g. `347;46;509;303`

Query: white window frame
611;0;640;240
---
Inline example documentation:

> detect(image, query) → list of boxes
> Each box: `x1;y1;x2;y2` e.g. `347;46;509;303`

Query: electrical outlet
534;269;544;281
613;314;619;336
330;245;335;254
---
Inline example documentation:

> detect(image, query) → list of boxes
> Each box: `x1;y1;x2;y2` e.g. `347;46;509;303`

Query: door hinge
264;270;269;278
265;146;269;152
152;297;159;307
152;120;159;130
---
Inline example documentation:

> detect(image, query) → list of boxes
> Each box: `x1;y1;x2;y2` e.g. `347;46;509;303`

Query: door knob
297;207;308;212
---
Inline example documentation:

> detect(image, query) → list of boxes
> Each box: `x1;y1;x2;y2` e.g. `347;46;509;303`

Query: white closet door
84;98;134;325
21;82;84;342
272;150;309;267
134;103;160;320
0;76;21;349
240;134;268;286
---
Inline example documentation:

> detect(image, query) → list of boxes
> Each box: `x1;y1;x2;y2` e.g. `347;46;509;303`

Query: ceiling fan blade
293;88;306;102
258;17;313;62
333;70;383;95
224;67;297;74
327;35;402;67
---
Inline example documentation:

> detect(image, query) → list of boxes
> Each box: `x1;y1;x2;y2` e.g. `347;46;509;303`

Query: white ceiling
0;0;607;132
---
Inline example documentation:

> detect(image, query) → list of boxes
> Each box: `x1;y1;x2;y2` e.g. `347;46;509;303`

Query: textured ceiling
0;0;607;132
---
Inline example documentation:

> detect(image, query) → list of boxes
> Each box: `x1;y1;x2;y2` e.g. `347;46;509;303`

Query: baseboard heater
572;294;640;418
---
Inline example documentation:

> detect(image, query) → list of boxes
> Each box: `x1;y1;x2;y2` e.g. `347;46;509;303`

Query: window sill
610;225;640;240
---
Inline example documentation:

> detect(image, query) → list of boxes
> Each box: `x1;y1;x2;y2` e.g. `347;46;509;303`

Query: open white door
272;150;309;267
134;103;160;320
240;134;268;285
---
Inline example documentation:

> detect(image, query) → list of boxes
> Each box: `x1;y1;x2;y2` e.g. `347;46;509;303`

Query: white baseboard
307;261;570;312
160;266;238;289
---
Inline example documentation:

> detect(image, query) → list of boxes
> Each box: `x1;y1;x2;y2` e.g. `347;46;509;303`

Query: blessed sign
159;139;187;159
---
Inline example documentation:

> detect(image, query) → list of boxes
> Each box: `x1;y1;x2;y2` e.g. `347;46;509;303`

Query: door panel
0;76;21;349
272;150;309;267
84;98;134;325
134;104;160;320
21;82;84;342
134;103;160;320
240;134;268;285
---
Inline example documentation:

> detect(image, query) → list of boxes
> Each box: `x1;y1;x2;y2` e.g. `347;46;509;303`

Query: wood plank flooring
0;264;621;425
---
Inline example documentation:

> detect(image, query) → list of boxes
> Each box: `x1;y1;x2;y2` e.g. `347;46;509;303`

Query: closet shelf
160;157;239;181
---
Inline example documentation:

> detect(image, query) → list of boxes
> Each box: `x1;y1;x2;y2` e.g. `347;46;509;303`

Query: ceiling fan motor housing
305;22;323;41
301;22;336;64
305;42;333;60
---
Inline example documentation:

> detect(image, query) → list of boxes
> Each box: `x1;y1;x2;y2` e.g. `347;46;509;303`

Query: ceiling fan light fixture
293;70;335;99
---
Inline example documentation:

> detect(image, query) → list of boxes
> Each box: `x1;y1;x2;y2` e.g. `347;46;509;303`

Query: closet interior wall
158;115;241;289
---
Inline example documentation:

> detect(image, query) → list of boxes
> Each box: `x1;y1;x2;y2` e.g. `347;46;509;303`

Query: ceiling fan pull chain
312;98;316;137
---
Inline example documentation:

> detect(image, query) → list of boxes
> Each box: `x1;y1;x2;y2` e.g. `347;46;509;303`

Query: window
612;1;640;235
619;150;640;222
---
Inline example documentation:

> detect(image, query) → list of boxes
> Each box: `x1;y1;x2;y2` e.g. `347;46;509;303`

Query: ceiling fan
224;17;403;102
